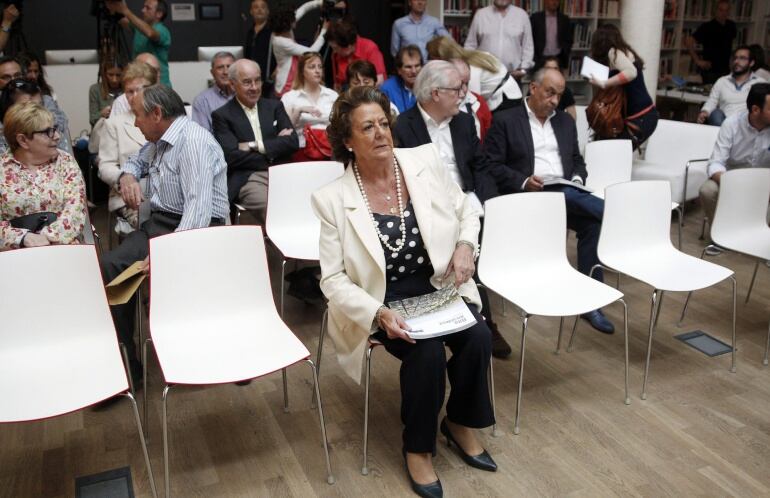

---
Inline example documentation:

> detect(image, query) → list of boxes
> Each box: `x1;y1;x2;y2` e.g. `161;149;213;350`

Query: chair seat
152;312;310;385
603;247;733;292
269;224;321;261
632;159;708;202
592;190;680;211
483;263;622;317
716;229;770;261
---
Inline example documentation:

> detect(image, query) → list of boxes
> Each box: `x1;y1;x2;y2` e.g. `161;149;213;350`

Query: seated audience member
749;44;770;81
347;59;399;116
270;7;329;97
100;84;229;385
0;79;43;153
212;59;298;223
281;52;337;161
393;60;510;359
391;0;448;61
313;86;497;496
18;52;54;97
326;20;386;91
98;62;158;232
698;46;763;126
483;67;614;334
427;36;522;113
0;102;86;250
380;45;422;113
451;58;492;141
537;56;576;119
699;83;770;250
110;53;161;117
191;51;235;132
89;59;124;127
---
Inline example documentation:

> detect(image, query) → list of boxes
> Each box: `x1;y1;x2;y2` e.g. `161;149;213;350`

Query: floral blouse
0;150;87;250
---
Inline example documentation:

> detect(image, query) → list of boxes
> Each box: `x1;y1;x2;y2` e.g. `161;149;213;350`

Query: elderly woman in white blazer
312;87;496;498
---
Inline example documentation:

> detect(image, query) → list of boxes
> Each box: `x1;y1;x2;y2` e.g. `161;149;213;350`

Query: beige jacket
97;112;147;212
311;144;482;383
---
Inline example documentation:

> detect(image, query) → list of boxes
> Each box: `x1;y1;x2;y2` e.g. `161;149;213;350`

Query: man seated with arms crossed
380;45;423;113
393;60;512;358
699;82;770;254
212;59;298;224
697;45;765;127
191;51;235;132
100;84;229;387
482;67;614;334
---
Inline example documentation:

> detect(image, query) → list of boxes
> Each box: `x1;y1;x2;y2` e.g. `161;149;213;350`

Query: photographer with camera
0;3;19;54
105;0;171;88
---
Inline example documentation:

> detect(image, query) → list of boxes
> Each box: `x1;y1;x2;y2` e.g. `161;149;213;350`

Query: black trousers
373;306;495;454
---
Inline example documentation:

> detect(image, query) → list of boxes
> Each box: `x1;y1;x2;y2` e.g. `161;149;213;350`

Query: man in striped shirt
100;84;229;386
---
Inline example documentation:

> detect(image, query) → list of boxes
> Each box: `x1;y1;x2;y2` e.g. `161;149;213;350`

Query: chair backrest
575;105;590;155
585;139;633;193
712;168;770;240
265;161;344;239
479;193;568;280
0;245;127;421
599;181;674;260
643;119;719;166
150;226;279;331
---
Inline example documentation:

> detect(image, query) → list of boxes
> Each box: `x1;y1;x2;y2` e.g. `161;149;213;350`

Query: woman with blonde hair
0;102;86;249
427;36;521;112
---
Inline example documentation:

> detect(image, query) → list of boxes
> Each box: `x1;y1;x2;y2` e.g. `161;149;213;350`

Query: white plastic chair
145;226;334;498
0;245;157;497
585;139;683;248
596;181;736;400
682;168;770;315
575;105;590;156
478;193;628;434
632;120;719;219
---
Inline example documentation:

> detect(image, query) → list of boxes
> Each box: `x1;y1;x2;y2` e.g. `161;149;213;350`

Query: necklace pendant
389;206;396;214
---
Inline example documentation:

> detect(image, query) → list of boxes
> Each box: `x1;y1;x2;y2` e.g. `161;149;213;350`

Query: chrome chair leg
764;319;770;367
745;261;759;304
566;316;580;353
699;216;708;240
304;359;335;484
488;359;498;437
119;343;136;396
680;246;712;326
282;368;289;413
653;291;665;331
555;317;565;354
311;308;328;408
362;344;375;475
513;315;529;435
162;385;172;498
729;275;737;373
280;259;287;319
641;290;660;400
142;338;152;440
279;259;290;413
122;392;158;498
619;298;630;406
676;205;683;249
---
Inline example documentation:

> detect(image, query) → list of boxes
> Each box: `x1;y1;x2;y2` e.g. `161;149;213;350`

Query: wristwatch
248;141;257;151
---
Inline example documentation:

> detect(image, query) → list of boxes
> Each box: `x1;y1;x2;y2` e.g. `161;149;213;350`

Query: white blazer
97;112;147;212
311;144;482;382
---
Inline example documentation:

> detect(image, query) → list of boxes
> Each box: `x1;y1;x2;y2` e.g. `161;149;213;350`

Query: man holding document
100;84;229;389
482;67;614;334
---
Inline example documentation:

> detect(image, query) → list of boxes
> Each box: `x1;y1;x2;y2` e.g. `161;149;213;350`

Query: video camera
320;0;346;22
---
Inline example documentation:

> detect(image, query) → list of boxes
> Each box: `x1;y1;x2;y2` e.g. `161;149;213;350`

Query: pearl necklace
353;154;407;253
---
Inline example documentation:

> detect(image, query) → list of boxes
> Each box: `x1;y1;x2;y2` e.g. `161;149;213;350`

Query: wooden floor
2;205;770;498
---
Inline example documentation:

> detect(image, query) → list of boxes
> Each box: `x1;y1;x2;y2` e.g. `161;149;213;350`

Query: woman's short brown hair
292;52;322;90
327;86;394;166
4;101;53;152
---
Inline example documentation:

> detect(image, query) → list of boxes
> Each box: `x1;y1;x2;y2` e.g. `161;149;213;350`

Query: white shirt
468;57;522;111
237;97;265;154
707;111;770;177
271;28;327;94
702;73;764;118
459;91;482;138
280;86;338;147
111;94;130;117
464;5;534;72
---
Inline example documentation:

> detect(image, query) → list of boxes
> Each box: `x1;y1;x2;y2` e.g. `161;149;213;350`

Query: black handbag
10;212;57;233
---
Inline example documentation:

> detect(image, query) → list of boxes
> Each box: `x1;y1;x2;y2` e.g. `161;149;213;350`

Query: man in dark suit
212;58;298;223
482;67;614;334
393;60;512;358
530;0;573;70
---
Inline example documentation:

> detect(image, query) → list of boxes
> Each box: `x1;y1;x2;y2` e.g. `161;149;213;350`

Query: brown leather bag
586;86;626;139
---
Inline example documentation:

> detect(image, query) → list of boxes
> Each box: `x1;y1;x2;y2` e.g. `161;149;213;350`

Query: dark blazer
482;104;586;195
530;11;573;69
392;106;498;203
212;97;298;201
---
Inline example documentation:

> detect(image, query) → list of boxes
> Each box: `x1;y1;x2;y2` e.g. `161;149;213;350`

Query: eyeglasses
437;86;463;96
31;125;59;139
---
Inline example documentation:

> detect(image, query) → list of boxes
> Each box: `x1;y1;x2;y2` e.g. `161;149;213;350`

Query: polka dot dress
373;200;435;301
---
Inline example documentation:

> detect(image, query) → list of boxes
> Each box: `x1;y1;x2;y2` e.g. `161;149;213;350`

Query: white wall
45;61;211;141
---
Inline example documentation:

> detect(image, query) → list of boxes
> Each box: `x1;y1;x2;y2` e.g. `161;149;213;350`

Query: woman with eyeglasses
0;102;86;250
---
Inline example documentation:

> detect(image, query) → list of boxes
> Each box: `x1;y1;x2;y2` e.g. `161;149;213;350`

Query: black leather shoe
403;451;443;498
440;418;497;472
581;309;615;334
489;322;511;359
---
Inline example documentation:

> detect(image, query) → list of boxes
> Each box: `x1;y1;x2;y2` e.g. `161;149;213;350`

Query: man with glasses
698;46;764;127
212;59;297;224
393;60;512;357
482;67;615;334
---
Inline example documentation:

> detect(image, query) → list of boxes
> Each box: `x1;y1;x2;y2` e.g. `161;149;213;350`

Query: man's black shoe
581;309;615;334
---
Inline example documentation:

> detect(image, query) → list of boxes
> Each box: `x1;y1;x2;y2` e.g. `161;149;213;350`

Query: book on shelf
598;0;619;17
661;26;676;48
568;56;584;79
388;286;477;340
447;24;470;44
659;56;674;78
563;0;593;17
664;0;678;19
572;22;593;49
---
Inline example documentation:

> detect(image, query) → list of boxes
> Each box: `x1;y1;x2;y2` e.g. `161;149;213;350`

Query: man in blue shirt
391;0;448;61
380;45;422;113
107;0;172;87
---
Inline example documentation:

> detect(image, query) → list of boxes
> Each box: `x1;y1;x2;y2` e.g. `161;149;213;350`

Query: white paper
542;177;593;193
403;297;477;339
581;56;610;82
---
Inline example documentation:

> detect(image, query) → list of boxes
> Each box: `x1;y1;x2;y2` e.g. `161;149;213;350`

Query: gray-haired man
100;84;229;387
191;51;235;132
